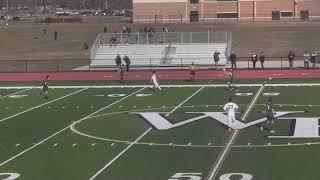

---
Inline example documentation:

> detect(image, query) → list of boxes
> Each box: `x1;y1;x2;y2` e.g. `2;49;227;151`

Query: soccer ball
268;77;272;80
223;68;226;71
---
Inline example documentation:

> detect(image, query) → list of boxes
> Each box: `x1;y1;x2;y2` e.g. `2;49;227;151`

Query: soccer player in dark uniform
223;69;238;91
260;97;275;133
42;75;49;100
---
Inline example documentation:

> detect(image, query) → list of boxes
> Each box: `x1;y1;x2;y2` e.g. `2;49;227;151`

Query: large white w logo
135;111;295;130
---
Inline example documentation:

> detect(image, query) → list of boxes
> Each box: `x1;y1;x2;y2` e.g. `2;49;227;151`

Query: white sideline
0;83;320;89
0;88;87;124
0;87;146;167
206;83;265;180
88;86;206;180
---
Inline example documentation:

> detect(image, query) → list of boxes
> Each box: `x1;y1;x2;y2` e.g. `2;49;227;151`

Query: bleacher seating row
90;43;228;68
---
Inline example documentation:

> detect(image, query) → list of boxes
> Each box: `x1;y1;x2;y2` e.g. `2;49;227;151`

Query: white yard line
0;87;146;167
88;86;206;180
0;83;320;89
206;83;265;180
0;88;35;99
0;88;87;123
0;88;87;124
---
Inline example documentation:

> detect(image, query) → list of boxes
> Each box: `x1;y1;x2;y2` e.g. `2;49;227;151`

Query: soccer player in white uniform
150;70;162;91
223;97;239;131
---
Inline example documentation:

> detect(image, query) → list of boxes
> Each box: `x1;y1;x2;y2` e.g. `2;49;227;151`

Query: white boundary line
0;88;88;124
0;87;146;167
1;83;320;89
207;83;265;180
88;86;206;180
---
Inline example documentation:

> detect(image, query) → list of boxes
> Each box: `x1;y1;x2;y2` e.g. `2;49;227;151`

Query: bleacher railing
0;56;318;72
90;33;101;60
95;31;231;45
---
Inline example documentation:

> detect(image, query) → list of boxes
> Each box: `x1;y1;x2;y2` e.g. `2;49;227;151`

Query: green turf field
0;81;320;180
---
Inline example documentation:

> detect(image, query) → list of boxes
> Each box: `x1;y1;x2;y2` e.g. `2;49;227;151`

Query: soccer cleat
270;130;276;134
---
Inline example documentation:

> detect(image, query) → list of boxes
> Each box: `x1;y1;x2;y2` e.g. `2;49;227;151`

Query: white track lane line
0;87;146;167
206;84;265;180
88;86;206;180
0;88;87;124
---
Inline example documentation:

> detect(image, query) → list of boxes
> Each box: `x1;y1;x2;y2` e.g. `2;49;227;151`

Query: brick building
133;0;320;23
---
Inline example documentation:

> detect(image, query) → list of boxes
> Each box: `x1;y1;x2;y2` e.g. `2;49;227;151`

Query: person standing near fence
310;51;317;68
229;52;237;69
123;55;131;72
288;51;295;69
189;62;197;81
115;54;121;71
110;36;117;47
54;31;58;40
214;51;220;70
259;51;265;69
303;51;310;69
251;54;258;70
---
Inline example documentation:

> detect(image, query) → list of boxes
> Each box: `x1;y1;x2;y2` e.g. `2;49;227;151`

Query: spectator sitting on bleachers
110;36;117;47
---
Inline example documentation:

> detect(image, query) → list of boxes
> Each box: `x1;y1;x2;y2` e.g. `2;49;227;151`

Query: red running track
0;69;319;81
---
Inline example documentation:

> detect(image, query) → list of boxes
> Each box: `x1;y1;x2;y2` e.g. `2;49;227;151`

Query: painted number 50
0;173;20;180
169;173;202;180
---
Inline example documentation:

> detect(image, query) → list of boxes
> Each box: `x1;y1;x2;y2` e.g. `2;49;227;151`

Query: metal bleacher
90;32;231;69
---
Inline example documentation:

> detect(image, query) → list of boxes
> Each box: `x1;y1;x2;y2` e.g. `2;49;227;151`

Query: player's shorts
190;71;195;75
267;114;274;122
153;81;159;87
43;86;48;92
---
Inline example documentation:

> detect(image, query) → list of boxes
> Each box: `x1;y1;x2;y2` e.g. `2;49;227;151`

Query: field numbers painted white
219;173;253;180
135;94;152;97
235;93;253;96
8;95;28;98
107;94;126;97
169;173;202;180
263;93;280;96
0;173;20;180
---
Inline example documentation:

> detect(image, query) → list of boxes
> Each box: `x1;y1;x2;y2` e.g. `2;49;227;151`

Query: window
190;0;199;3
281;11;293;17
217;13;238;18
